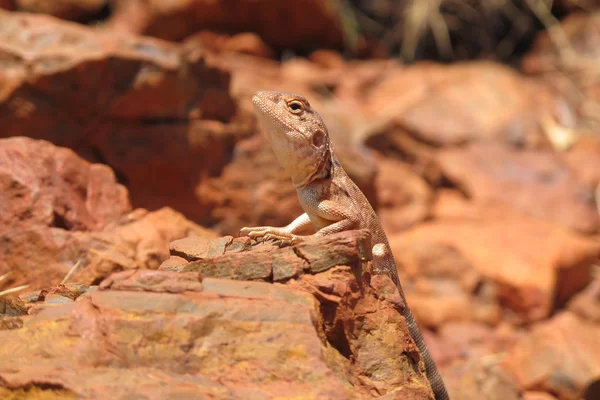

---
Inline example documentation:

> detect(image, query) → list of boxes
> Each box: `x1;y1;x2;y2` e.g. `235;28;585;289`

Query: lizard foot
239;227;303;245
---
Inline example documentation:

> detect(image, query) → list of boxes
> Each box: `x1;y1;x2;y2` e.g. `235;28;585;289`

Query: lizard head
252;90;332;187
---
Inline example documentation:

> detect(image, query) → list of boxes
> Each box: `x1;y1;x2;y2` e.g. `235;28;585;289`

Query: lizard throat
292;150;332;188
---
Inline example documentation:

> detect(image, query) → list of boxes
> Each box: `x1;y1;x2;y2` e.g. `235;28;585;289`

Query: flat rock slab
0;275;355;399
161;229;373;282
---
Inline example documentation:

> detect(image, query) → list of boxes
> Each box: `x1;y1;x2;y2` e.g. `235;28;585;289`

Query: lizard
240;90;449;400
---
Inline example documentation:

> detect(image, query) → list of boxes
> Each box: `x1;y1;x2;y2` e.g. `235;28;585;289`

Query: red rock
436;142;600;233
169;235;252;262
389;212;599;323
504;312;600;400
561;135;600;188
437;321;519;366
159;229;436;396
0;236;435;398
99;269;203;293
0;206;215;292
361;62;564;148
15;0;107;20
181;229;373;283
523;392;559;400
106;0;345;52
0;298;27;317
568;275;600;323
224;32;275;58
0;279;357;398
309;49;346;69
183;31;275;58
0;137;130;234
445;358;521;400
389;236;502;329
0;137;216;292
377;157;433;234
0;11;242;224
157;255;189;272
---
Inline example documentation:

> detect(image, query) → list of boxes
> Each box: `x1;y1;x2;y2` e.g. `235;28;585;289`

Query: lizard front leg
240;200;358;244
240;212;312;244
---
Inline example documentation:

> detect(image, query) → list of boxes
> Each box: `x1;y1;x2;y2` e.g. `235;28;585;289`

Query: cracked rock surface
0;232;434;399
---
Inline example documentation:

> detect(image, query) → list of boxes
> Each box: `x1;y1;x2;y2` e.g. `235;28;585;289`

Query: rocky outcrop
1;231;436;399
0;137;215;291
0;10;246;224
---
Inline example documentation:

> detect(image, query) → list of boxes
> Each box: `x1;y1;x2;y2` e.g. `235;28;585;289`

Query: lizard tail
372;244;449;399
404;308;450;400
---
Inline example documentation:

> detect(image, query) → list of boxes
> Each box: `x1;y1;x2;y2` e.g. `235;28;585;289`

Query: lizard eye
287;100;304;114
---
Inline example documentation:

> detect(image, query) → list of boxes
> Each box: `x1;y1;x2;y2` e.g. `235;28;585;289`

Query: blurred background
0;1;599;399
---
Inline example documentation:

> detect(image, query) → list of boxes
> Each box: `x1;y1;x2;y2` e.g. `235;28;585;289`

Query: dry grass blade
61;258;82;285
0;284;29;297
401;0;441;60
523;0;574;59
0;272;11;283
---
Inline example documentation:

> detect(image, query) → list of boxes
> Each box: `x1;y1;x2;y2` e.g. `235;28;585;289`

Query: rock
15;0;107;21
0;278;358;399
0;11;245;224
106;0;345;52
179;229;373;283
99;269;203;293
437;321;519;367
389;235;502;329
504;312;600;400
523;392;559;400
0;137;216;292
0;137;130;234
389;208;599;323
184;31;275;58
522;11;600;132
1;206;215;292
445;358;522;400
361;62;565;149
376;157;433;234
568;274;600;323
169;235;236;260
436;142;600;233
0;298;27;317
0;233;436;399
309;49;346;69
158;256;190;272
561;135;600;188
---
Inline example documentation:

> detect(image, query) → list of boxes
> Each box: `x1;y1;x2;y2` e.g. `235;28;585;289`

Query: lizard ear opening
312;130;326;148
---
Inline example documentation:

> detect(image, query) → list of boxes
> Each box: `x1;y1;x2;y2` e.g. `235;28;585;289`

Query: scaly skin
241;90;449;400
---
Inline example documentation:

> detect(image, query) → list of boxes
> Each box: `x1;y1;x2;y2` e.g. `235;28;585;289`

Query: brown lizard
240;90;449;400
